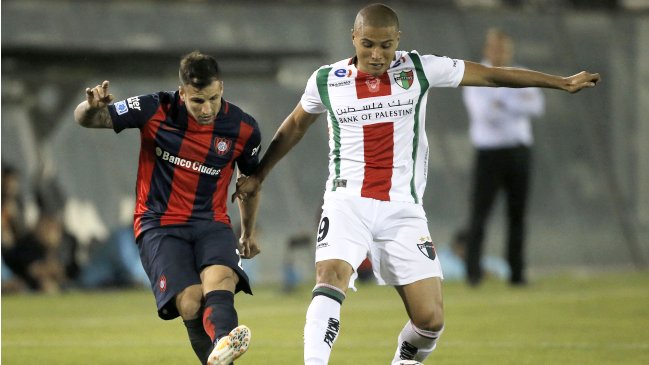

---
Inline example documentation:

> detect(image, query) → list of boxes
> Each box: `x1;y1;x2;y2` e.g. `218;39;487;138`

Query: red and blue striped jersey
108;91;261;238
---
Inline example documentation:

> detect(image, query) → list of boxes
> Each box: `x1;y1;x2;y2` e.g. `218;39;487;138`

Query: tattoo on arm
96;108;113;128
83;107;113;128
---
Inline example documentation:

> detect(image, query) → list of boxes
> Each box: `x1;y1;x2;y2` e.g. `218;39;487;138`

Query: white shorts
315;192;443;289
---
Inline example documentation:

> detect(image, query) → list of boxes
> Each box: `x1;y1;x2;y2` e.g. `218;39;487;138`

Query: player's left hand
563;71;601;93
239;235;260;259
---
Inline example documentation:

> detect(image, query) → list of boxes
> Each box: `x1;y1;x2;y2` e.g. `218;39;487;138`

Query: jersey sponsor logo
393;70;414;90
155;146;221;176
127;96;141;111
115;97;141;115
328;80;352;88
214;137;233;155
334;68;352;78
251;144;260;157
417;237;437;260
355;73;391;99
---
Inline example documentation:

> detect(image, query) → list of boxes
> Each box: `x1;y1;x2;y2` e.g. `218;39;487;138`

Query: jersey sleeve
236;117;262;176
299;69;327;115
417;52;465;88
108;93;162;133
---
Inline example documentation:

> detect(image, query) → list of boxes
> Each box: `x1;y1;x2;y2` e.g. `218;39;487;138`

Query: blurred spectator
1;164;26;238
1;164;28;292
2;163;81;294
462;28;544;286
79;197;148;289
282;232;311;293
3;212;78;294
438;228;510;282
79;225;149;289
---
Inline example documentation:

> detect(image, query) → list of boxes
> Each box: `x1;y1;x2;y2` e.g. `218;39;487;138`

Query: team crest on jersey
394;70;414;90
356;73;391;99
417;237;437;260
366;77;381;93
214;137;232;155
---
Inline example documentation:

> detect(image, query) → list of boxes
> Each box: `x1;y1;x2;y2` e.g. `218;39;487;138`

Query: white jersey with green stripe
300;50;465;204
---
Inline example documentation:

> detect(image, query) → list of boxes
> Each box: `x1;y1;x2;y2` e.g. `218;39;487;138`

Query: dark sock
184;317;212;365
202;290;238;343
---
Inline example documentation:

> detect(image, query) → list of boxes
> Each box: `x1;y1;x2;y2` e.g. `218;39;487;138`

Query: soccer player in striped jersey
234;3;600;364
75;51;261;365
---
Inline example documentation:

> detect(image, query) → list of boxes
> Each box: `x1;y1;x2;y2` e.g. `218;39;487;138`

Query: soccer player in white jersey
233;3;600;364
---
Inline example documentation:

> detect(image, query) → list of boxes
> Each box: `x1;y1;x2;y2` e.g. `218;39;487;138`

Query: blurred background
2;0;648;291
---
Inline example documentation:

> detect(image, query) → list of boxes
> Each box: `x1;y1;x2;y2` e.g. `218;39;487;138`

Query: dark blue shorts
136;221;251;320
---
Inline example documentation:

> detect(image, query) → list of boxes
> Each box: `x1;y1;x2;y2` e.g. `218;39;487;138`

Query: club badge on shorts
417;237;436;260
158;274;167;292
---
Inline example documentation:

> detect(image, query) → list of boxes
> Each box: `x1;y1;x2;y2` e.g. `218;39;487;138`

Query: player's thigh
194;221;251;295
137;227;201;319
372;202;442;286
316;194;372;281
395;277;444;331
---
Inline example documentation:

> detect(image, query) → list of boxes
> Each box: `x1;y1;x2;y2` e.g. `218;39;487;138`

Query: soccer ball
394;361;424;365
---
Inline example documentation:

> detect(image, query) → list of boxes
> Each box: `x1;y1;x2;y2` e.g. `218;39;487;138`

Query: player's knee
201;265;239;292
315;260;353;289
412;305;444;332
176;285;203;319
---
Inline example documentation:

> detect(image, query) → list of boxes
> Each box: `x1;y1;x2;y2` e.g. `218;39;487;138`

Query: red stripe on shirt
355;71;391;99
361;122;394;201
212;122;254;221
160;121;214;226
133;112;164;237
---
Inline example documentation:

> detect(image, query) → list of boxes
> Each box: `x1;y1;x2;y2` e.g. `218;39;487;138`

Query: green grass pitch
2;271;648;364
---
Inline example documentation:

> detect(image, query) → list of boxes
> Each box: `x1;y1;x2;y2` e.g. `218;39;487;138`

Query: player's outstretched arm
461;61;600;93
231;103;320;202
237;170;261;259
74;80;115;128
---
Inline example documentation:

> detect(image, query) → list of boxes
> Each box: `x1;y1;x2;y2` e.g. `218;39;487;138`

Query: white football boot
207;325;251;365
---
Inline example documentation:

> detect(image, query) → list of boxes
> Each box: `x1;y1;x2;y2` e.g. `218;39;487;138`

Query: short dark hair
354;3;399;31
179;51;221;89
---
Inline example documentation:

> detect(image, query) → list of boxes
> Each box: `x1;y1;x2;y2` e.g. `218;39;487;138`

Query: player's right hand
564;71;601;93
231;175;262;203
238;234;261;259
85;80;114;108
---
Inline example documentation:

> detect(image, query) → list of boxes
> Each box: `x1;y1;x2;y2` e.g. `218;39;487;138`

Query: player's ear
178;85;185;101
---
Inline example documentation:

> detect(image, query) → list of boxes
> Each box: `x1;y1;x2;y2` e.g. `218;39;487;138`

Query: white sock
304;285;345;365
391;321;444;364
